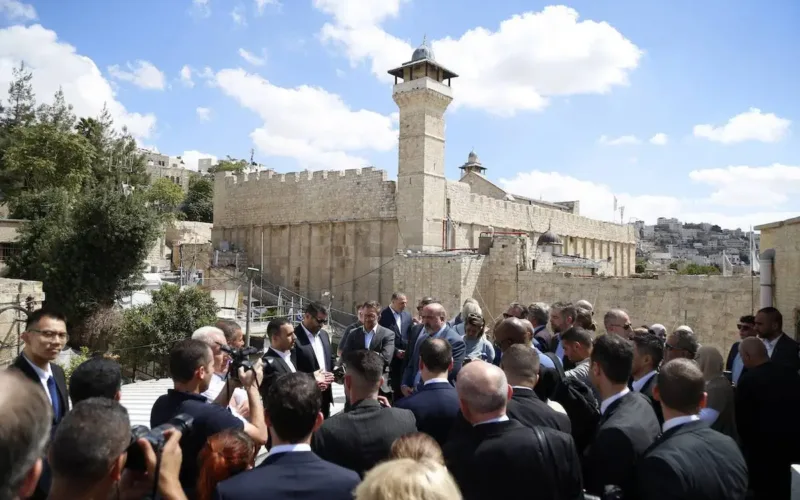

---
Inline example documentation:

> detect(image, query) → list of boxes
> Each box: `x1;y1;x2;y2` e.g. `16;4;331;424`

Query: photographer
192;326;249;420
48;397;186;500
150;339;268;496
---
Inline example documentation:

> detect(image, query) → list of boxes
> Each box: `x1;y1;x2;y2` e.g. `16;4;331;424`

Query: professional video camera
219;344;260;381
126;414;194;471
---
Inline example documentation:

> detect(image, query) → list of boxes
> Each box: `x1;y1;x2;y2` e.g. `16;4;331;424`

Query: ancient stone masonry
0;278;44;366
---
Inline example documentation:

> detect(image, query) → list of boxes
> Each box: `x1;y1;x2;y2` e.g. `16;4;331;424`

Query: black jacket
507;387;571;434
339;324;395;393
260;347;297;402
635;373;664;425
395;381;460;446
293;324;334;415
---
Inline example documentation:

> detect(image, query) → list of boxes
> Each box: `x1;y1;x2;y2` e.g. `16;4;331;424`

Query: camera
126;414;194;471
332;364;346;385
220;344;260;381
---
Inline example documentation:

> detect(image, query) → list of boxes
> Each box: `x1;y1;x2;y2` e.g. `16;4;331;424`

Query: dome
537;230;561;246
411;36;434;62
467;150;479;163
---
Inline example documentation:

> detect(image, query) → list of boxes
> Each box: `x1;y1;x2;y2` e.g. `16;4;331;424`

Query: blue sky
0;0;799;229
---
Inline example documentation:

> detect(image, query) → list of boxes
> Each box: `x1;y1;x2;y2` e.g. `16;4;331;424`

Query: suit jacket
340;324;395;393
444;419;583;500
770;333;800;372
635;420;748;500
506;387;572;434
260;348;297;402
213;450;360;500
636;373;664;425
338;321;362;353
395;381;460;446
725;341;740;372
402;325;466;388
311;398;417;477
582;392;660;496
293;324;334;409
379;306;412;351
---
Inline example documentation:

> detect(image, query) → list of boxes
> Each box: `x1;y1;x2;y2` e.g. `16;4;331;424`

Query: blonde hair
390;433;443;464
356;459;461;500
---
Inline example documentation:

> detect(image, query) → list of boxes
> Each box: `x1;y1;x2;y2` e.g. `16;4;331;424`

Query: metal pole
245;274;253;347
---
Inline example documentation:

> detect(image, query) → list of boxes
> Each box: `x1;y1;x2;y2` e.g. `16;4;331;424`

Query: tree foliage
182;175;213;222
207;155;247;174
116;285;219;369
679;263;721;275
146;177;185;214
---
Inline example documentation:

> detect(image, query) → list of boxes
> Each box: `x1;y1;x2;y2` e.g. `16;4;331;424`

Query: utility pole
245;267;259;347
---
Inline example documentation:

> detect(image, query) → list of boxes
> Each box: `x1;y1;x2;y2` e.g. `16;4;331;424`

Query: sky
0;0;799;230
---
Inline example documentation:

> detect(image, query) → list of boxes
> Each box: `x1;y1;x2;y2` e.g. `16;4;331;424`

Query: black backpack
550;372;600;453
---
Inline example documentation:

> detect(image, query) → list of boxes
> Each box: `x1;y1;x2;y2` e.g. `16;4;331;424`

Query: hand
125;429;184;499
317;381;329;391
322;371;335;384
238;365;259;389
401;385;413;397
234;398;250;419
396;350;405;359
377;395;392;407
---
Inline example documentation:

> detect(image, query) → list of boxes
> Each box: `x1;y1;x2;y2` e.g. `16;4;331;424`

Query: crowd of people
3;296;800;500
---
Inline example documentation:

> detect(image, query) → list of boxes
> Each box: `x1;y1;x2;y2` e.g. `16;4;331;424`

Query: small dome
537;230;561;246
411;36;434;62
468;150;478;162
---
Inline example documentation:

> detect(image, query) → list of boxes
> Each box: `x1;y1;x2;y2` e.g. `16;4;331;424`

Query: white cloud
231;6;246;25
693;108;791;144
255;0;280;14
180;65;194;87
108;60;166;91
0;24;156;139
598;134;640;146
181;150;218;171
335;68;346;78
192;0;210;17
238;48;265;66
214;68;397;170
689;164;800;208
196;106;211;121
316;3;642;116
649;133;668;145
0;0;36;20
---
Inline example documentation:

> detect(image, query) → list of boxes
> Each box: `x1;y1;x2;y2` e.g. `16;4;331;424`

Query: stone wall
757;216;800;338
0;278;44;367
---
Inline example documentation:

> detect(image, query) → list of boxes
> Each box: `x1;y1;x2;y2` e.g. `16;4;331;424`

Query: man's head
654;359;706;416
737;315;756;340
391;293;408;313
575;307;596;331
21;308;68;364
631;331;664;377
192;326;228;374
500;344;540;389
0;371;52;500
561;327;593;363
664;326;698;362
740;336;769;369
576;299;593;314
463;313;486;339
356;303;366;323
603;309;631;338
461;300;482;322
419;338;453;381
550;302;576;334
362;301;381;332
416;297;438;317
755;307;782;340
648;323;667;341
590;333;634;390
342;350;384;402
456;361;511;424
215;319;244;349
170;339;215;393
421;303;447;334
49;398;131;494
267;317;296;352
493;317;530;352
302;303;329;334
503;302;527;320
526;302;549;329
70;357;122;405
265;372;323;444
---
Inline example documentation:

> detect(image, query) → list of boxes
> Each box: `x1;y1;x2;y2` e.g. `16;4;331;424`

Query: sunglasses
315;317;328;324
737;324;753;330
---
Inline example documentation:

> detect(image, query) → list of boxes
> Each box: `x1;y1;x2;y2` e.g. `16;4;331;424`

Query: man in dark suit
215;372;360;499
726;315;755;385
293;303;336;418
260;318;297;402
636;359;748;500
9;309;70;500
754;306;800;372
340;301;395;396
337;304;364;358
583;334;660;497
631;330;664;424
502;344;571;433
379;292;412;398
395;338;459;446
527;302;553;353
736;337;800;499
312;350;417;477
401;302;465;396
549;301;577;370
443;361;583;500
401;296;438;375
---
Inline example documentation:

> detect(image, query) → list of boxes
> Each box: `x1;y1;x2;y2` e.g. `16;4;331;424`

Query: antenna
250;148;255;166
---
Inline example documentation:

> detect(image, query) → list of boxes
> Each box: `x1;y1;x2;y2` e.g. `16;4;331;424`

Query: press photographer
150;339;268;497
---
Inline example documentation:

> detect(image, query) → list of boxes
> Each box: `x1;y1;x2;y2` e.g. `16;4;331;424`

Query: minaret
459;149;487;177
389;37;458;251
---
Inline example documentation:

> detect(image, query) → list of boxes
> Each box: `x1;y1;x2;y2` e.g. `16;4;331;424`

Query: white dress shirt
301;324;327;371
424;377;449;386
632;370;657;393
662;414;700;433
363;325;377;349
600;387;630;415
22;352;53;396
473;415;510;427
763;334;783;358
267;443;311;457
270;347;296;372
391;308;403;336
201;373;248;423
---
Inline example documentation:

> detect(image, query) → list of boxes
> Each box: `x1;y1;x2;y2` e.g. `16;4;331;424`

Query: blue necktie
47;375;61;421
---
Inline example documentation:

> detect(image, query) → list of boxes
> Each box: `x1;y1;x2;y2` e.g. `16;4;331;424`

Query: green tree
182;175;213;222
146;177;185;214
669;262;679;271
208;155;247;174
116;285;219;370
679;263;721;275
635;259;646;274
3;62;36;130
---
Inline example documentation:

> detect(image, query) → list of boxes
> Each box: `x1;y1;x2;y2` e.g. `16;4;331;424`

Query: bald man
443;361;582;500
736;337;800;499
494;318;561;402
576;300;594;314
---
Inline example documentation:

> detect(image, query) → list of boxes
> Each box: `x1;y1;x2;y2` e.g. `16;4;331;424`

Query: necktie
47;375;61;421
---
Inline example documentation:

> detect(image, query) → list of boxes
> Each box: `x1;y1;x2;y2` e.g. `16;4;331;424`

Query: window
0;243;21;262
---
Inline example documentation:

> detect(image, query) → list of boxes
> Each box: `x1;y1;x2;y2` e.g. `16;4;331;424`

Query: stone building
141;150;198;193
212;40;637;311
756;215;800;337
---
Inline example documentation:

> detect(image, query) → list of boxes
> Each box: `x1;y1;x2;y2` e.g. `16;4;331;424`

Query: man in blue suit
401;302;466;396
395;338;460;446
213;373;359;500
379;292;413;398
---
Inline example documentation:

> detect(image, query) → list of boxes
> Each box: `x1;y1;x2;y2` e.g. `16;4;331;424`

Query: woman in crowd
356;458;461;500
390;432;444;464
695;345;738;443
196;428;257;500
462;313;495;364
